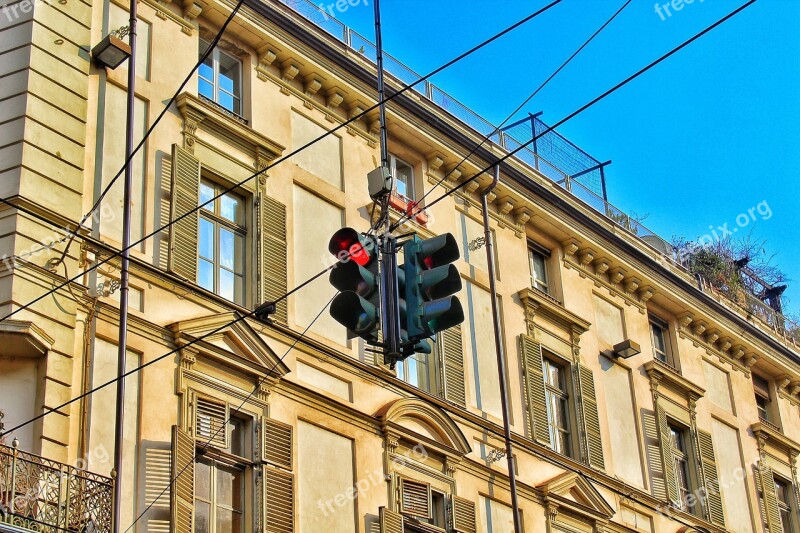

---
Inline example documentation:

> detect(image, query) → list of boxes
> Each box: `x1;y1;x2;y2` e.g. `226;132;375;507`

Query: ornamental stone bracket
561;245;647;312
255;45;278;81
777;375;800;405
676;313;751;375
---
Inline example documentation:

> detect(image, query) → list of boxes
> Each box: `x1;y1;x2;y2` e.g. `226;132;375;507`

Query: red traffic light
328;228;374;267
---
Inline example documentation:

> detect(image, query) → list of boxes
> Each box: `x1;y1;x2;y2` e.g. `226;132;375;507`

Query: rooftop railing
0;443;113;533
273;0;799;351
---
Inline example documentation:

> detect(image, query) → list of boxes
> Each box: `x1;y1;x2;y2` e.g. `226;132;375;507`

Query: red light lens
350;243;369;266
423;256;434;269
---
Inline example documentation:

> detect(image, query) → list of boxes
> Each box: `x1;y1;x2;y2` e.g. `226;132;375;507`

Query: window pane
216;467;235;507
220;193;242;224
195;461;211;500
216;507;233;533
198;259;214;292
220;228;235;270
199;181;215;209
195;501;211;533
199;77;214;101
219;269;235;301
199;218;214;260
218;90;235;112
546;362;561;388
406;357;419;388
218;53;240;93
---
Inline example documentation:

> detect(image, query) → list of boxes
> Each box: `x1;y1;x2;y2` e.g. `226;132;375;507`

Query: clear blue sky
329;0;800;317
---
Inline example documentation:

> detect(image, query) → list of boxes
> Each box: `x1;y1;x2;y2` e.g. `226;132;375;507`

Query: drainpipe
481;165;522;533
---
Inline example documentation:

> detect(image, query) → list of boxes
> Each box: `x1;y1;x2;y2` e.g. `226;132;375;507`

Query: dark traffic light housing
402;233;464;352
328;228;380;343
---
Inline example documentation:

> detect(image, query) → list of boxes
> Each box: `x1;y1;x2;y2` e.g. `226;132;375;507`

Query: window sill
389;191;428;225
198;93;248;125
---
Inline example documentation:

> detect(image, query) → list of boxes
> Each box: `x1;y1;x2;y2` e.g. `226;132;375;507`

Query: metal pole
481;165;522;533
113;1;136;530
373;0;401;362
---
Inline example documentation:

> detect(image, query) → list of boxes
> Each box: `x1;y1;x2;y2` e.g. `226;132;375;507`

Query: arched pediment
375;398;471;456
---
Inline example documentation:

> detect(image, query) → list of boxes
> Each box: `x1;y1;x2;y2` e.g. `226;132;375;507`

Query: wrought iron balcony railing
0;442;113;533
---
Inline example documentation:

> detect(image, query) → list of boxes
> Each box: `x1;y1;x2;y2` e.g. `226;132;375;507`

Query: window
649;315;673;366
195;415;252;533
198;179;246;305
390;154;415;200
543;357;571;457
528;244;549;294
397;351;437;393
669;424;696;514
399;478;447;529
775;477;796;533
754;374;773;424
199;39;242;114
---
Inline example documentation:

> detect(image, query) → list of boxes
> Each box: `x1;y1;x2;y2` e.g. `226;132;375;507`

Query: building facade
1;0;799;532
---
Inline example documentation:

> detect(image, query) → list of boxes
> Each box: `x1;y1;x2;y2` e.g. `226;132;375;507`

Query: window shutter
441;325;466;407
643;411;667;501
577;364;604;470
264;418;294;533
697;429;725;526
656;406;679;505
157;155;172;271
259;194;288;324
264;419;293;469
451;496;476;533
759;462;783;532
264;466;294;533
379;506;404;533
170;426;194;533
400;479;431;519
169;144;200;281
520;334;550;446
194;397;228;449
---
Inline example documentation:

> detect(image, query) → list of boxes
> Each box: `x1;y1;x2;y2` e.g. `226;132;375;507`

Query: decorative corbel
179;346;198;369
513;208;532;227
385;433;400;455
280;60;300;85
426;153;444;175
718;337;733;353
623;277;641;295
349;101;367;121
744;353;759;369
546;502;559;523
464;180;480;194
368;117;381;137
325;87;344;110
608;267;626;285
444;163;462;184
443;457;459;477
578;248;595;268
731;344;746;360
561;239;580;257
484;190;497;204
181;106;206;152
257;381;272;402
303;75;323;100
182;0;204;22
255;45;278;81
592;257;611;276
677;312;693;332
254;146;272;175
790;381;800;396
691;321;707;337
638;285;655;304
777;375;792;391
705;329;720;346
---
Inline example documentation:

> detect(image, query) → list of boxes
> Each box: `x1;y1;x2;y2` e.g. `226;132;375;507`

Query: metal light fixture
613;339;641;359
91;34;131;69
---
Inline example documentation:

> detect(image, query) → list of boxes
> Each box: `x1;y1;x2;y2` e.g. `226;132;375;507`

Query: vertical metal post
374;0;388;170
529;113;539;171
482;166;522;533
113;1;136;530
600;164;609;203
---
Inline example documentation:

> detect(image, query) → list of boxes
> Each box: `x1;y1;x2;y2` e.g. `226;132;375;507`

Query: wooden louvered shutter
451;496;477;533
643;411;667;501
697;429;725;526
157;155;172;271
259;194;288;324
264;419;294;533
169;144;200;281
759;462;783;532
441;325;466;407
656;406;679;505
170;426;194;533
577;364;604;470
194;397;228;449
379;506;404;533
520;335;550;446
400;479;431;519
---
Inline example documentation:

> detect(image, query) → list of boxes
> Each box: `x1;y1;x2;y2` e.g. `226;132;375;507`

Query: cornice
644;360;705;400
751;422;800;457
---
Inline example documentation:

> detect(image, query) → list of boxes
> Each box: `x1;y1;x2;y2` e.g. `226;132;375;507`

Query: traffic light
328;228;381;343
402;233;464;351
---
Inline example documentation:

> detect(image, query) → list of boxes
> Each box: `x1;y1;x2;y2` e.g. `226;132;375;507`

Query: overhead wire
0;0;565;323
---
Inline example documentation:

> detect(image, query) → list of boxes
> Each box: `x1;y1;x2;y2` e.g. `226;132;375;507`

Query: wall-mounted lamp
613;339;641;359
91;34;131;69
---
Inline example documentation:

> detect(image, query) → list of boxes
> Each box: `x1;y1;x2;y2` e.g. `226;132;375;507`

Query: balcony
0;443;113;533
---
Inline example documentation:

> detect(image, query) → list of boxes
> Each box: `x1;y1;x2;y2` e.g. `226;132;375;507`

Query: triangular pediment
169;312;289;379
538;471;614;520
